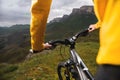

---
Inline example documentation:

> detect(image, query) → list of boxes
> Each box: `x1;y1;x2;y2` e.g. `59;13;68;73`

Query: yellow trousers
30;0;52;51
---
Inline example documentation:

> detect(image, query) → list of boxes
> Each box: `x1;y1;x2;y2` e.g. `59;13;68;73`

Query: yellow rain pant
30;0;52;51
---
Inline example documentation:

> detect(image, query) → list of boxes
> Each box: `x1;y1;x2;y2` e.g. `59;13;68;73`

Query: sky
0;0;93;27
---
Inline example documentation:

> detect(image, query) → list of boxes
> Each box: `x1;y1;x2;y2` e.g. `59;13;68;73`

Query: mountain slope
0;25;30;63
46;6;97;41
0;6;98;64
0;41;99;80
0;5;100;80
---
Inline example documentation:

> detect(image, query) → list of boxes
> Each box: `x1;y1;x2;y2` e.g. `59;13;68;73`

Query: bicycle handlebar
47;29;93;80
48;29;89;49
74;28;89;39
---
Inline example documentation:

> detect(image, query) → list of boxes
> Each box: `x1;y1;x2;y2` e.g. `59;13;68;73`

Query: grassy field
0;41;99;80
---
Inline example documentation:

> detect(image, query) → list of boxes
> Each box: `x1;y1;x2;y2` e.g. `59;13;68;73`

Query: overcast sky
0;0;93;27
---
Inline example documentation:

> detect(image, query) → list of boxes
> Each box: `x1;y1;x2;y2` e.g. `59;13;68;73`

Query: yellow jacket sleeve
30;0;52;51
94;0;107;29
94;21;101;29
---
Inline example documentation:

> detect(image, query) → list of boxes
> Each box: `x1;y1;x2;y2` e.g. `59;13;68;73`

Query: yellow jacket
94;0;120;65
30;0;52;51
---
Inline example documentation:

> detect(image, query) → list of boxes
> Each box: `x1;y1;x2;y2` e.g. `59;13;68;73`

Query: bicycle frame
70;49;94;80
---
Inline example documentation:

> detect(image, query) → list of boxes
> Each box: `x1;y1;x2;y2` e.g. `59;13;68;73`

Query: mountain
0;5;98;63
0;24;30;63
46;6;97;41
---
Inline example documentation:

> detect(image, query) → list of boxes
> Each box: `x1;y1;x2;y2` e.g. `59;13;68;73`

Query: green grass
0;41;99;80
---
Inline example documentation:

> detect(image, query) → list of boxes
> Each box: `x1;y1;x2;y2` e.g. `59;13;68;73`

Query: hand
43;43;52;49
88;24;96;32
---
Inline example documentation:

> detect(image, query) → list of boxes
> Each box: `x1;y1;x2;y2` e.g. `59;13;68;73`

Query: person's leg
95;64;120;80
30;0;52;51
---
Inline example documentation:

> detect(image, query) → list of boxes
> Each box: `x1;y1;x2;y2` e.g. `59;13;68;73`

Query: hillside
0;41;99;80
0;6;98;64
0;5;100;80
0;25;30;63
